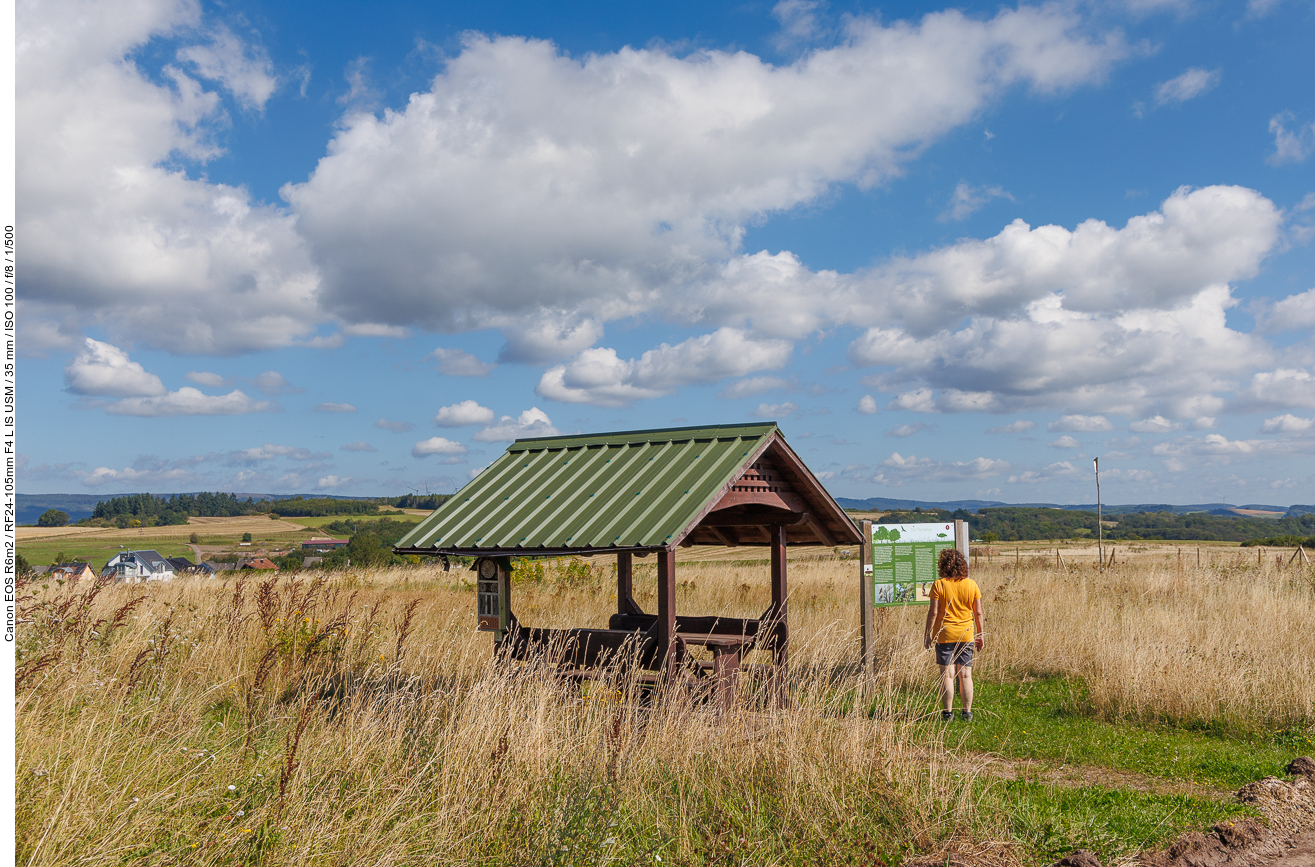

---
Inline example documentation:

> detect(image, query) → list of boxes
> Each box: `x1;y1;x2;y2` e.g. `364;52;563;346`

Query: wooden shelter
395;423;862;705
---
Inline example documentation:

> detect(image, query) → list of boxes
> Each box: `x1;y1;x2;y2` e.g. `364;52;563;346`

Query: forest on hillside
872;506;1315;543
78;492;450;528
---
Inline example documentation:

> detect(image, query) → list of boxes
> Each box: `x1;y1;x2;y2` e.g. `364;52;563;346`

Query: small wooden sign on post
475;557;512;641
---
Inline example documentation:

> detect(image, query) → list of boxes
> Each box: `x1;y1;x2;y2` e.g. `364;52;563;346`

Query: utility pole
1094;457;1103;572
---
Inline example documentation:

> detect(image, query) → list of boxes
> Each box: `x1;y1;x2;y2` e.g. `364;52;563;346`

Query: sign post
859;520;873;673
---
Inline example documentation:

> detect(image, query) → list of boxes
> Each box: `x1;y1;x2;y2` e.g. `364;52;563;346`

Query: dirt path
968;752;1234;801
911;758;1315;867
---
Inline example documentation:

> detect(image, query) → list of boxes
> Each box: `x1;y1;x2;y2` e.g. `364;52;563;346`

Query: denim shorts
935;642;973;667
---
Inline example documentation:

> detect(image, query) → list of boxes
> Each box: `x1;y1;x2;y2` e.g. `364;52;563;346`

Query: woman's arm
923;597;940;649
973;597;985;651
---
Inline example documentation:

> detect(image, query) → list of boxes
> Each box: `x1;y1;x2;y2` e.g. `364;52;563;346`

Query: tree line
872;506;1315;543
73;492;451;528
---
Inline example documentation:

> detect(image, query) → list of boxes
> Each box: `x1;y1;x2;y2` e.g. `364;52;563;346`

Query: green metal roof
396;423;783;555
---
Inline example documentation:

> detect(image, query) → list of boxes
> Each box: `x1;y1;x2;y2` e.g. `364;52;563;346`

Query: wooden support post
769;523;788;708
616;552;642;615
860;520;873;675
494;556;513;646
1197;547;1201;567
656;548;678;678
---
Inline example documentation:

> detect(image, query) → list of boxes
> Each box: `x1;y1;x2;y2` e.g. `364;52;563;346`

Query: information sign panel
863;523;958;607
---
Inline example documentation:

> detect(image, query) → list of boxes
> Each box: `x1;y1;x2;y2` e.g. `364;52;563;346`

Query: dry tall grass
15;563;965;866
976;554;1315;729
15;553;1314;865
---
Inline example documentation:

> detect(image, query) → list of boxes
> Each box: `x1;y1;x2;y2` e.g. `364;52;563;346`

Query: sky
14;0;1315;505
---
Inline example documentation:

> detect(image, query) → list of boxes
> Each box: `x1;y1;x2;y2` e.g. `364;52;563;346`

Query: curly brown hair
937;547;969;580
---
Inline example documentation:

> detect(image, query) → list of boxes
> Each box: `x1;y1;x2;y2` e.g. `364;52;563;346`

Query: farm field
15;512;425;570
15;552;1315;866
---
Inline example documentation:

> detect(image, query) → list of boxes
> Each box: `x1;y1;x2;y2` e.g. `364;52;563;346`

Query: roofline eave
392;544;670;559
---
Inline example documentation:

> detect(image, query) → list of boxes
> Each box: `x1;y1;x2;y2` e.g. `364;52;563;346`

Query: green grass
982;781;1255;865
897;675;1299;864
19;535;200;568
19;529;312;568
954;677;1310;789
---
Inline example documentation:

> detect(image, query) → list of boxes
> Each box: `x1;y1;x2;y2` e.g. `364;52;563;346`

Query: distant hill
835;497;1309;519
833;496;1007;512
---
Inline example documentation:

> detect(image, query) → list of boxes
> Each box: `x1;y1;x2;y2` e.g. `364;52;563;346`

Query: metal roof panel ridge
509;422;778;451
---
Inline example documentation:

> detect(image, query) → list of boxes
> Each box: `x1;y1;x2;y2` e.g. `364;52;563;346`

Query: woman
923;548;984;721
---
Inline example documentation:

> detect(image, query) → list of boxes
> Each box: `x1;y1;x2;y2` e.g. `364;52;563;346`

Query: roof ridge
511;422;778;450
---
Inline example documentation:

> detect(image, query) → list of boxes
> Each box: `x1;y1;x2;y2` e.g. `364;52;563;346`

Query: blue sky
16;0;1315;504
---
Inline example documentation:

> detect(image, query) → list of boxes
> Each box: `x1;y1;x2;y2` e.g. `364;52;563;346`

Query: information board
863;523;959;607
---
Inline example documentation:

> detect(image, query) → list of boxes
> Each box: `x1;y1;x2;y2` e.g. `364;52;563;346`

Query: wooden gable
676;436;858;548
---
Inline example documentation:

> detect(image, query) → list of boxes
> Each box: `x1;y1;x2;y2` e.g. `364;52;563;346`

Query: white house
102;550;176;583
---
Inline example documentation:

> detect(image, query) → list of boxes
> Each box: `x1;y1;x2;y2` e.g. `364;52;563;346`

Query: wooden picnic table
678;632;754;714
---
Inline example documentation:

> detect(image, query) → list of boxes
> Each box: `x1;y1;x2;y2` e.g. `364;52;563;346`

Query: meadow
15;548;1315;866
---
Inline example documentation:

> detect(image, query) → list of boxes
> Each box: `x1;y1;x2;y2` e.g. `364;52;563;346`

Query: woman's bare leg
939;664;956;712
958;665;974;713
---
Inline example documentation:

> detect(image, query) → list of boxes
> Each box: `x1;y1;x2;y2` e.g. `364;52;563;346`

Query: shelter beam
616;552;643;616
657;548;679;677
803;513;836;547
769;524;788;707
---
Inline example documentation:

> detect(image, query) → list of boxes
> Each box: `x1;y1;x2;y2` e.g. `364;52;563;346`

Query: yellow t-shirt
929;577;981;644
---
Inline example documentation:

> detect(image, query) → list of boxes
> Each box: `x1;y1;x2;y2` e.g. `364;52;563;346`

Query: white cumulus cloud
63;338;165;397
1259;414;1314;434
473;408;559;442
1129;415;1183;433
1259;288;1315;333
434;400;497;427
282;7;1124;351
106;387;277;417
412;437;469;458
537;328;791;407
18;0;322;354
1048;435;1081;448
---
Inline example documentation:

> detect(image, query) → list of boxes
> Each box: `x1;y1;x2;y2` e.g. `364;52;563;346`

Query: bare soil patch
1131;766;1315;867
971;754;1233;801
